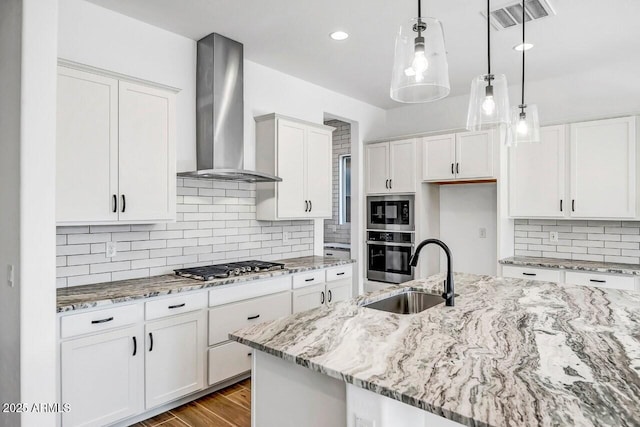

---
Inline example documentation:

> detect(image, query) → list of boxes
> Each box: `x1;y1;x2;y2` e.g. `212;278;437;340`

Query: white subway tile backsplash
514;219;640;265
56;179;314;288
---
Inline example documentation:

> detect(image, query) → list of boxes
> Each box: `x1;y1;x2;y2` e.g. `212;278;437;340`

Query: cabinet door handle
309;200;312;212
522;272;537;276
112;194;117;213
572;200;575;212
560;200;563;212
168;303;185;309
304;200;309;212
132;336;137;356
91;316;114;324
121;194;126;213
320;291;325;304
389;179;392;189
328;289;333;303
304;278;315;282
451;163;454;174
148;332;154;352
336;272;345;276
589;279;607;283
456;163;460;174
247;314;260;320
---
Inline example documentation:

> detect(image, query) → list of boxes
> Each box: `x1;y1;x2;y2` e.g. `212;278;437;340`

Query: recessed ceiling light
330;31;349;41
513;42;534;51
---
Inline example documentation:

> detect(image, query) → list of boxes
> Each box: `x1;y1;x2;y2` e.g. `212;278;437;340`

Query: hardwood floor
133;379;251;427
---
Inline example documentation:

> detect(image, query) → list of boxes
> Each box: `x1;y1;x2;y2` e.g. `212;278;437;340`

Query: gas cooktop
174;260;285;281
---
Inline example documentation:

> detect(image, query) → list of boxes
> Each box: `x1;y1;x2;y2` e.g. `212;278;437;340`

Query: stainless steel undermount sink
363;290;446;314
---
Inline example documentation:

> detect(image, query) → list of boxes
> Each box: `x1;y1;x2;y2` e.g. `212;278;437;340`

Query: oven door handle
366;241;415;247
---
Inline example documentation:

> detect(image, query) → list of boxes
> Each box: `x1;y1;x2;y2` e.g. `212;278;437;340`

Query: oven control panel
367;231;414;244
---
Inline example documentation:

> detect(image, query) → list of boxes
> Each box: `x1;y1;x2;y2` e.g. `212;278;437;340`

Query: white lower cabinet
293;283;327;313
293;265;353;313
208;341;254;386
144;310;206;409
61;325;143;427
502;265;639;291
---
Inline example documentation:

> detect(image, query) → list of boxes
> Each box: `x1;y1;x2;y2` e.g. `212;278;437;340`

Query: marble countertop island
230;273;640;427
57;256;353;313
500;256;640;275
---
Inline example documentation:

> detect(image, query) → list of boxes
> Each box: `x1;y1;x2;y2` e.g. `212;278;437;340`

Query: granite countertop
230;273;640;427
56;256;354;313
500;256;640;275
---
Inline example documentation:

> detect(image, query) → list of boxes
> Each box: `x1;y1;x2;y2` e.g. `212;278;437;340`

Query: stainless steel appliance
366;231;414;284
367;195;414;231
174;260;284;281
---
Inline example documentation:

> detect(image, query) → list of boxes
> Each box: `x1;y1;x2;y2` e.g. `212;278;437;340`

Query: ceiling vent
482;0;556;30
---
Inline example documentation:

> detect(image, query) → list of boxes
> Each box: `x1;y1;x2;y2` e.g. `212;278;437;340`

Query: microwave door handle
366;241;414;247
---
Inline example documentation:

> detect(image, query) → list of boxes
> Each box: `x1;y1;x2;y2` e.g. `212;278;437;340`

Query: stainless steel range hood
178;33;281;182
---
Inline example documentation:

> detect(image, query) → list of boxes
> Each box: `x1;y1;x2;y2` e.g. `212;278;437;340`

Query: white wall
439;184;497;275
0;1;23;424
384;58;640;137
57;0;197;172
0;0;59;425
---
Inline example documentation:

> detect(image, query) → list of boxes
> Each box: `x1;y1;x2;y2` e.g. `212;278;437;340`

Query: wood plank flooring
133;379;251;427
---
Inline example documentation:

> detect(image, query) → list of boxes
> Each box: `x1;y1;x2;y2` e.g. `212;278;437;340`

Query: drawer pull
91;316;114;324
132;336;137;356
247;352;252;357
336;272;345;276
522;273;537;277
305;278;315;282
326;253;333;256
168;303;186;309
247;314;260;320
590;279;607;283
148;332;154;352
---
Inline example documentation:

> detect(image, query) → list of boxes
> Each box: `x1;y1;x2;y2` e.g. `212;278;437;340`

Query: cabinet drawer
502;266;561;283
565;271;636;291
208;341;253;386
326;265;353;282
208;291;291;346
60;304;142;339
209;276;292;307
292;270;325;289
145;292;207;321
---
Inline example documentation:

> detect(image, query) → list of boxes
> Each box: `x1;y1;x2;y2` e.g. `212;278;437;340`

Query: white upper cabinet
570;117;637;218
508;117;637;219
365;139;416;194
118;82;176;222
422;131;495;182
56;64;177;225
509;125;567;218
255;114;333;220
57;67;119;223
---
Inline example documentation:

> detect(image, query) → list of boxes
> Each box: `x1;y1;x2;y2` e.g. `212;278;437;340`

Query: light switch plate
106;241;117;258
549;231;559;243
479;227;487;238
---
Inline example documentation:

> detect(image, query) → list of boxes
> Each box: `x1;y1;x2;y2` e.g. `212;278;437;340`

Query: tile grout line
191;400;240;427
218;390;251;411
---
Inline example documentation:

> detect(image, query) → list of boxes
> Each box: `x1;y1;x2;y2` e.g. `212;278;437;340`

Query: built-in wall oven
366;195;415;284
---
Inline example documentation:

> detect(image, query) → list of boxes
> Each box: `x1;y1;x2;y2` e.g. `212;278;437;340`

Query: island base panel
252;351;346;427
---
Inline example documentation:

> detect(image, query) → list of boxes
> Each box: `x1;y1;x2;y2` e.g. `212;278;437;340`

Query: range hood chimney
179;33;281;182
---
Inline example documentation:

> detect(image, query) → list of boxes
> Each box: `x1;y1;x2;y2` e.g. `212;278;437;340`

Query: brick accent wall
56;179;314;288
323;119;351;245
514;219;640;264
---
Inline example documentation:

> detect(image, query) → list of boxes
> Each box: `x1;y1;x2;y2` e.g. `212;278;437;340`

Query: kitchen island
230;273;640;427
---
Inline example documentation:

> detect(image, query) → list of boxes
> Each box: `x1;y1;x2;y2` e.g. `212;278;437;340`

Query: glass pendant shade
466;73;510;130
510;104;540;144
390;17;450;103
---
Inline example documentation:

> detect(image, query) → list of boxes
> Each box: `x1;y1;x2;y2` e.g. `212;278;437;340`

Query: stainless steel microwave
367;195;414;231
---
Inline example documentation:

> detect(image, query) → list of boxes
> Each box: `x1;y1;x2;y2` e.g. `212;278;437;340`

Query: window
339;155;351;224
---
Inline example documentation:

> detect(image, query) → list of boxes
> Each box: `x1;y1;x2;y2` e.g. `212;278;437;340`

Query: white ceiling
87;0;640;109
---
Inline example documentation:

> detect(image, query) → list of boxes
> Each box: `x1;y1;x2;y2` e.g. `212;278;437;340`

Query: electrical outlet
283;231;291;244
479;227;487;238
355;416;375;427
106;241;117;258
549;231;559;243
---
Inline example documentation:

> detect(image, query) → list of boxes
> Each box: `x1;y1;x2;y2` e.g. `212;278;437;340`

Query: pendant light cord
521;0;526;109
487;0;491;76
418;0;421;18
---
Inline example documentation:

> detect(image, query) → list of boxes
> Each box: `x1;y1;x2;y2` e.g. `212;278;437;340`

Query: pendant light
390;0;450;103
466;0;510;131
510;0;540;144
